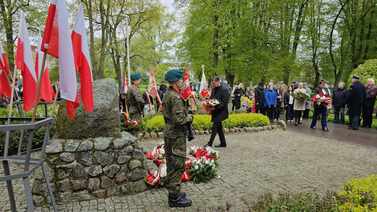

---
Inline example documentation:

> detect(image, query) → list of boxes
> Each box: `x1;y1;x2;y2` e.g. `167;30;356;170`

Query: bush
350;59;377;83
337;175;377;211
251;175;377;212
143;113;270;132
251;192;338;212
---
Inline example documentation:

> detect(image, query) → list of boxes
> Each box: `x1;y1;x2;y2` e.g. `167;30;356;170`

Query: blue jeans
310;105;328;129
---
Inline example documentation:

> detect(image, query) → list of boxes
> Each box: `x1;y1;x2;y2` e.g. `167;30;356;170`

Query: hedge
143;113;270;133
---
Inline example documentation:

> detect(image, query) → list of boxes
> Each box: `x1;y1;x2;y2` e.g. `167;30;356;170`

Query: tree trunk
212;0;220;70
0;0;14;73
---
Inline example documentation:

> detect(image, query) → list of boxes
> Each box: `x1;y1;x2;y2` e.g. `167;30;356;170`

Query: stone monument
32;79;147;205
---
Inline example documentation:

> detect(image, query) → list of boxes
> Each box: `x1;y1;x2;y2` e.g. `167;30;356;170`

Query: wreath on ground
145;144;219;186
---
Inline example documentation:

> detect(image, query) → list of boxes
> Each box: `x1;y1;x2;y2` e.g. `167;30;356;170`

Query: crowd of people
230;76;377;131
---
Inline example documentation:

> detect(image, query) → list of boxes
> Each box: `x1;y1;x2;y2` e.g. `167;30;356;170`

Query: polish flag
35;46;55;103
15;13;37;111
0;44;12;97
148;71;158;97
199;69;209;98
41;0;77;102
71;5;94;113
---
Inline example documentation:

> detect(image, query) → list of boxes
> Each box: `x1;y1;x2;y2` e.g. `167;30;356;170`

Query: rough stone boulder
56;78;120;139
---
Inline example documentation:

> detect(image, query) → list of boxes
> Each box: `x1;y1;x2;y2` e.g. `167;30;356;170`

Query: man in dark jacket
206;77;230;148
362;79;377;128
333;82;347;124
232;84;244;111
348;76;366;130
254;82;265;114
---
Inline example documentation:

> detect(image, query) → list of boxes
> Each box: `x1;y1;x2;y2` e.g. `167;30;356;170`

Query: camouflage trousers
163;136;186;195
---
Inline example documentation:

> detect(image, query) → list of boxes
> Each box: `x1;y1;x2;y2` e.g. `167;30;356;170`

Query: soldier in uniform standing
127;72;145;122
162;69;193;208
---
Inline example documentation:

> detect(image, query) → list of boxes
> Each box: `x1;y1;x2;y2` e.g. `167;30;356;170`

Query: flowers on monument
145;144;219;186
146;170;161;187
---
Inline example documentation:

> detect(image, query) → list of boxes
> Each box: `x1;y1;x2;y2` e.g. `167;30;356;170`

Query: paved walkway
1;128;377;211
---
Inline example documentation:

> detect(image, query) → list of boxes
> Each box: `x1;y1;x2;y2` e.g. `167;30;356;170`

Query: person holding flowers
162;69;193;208
310;80;331;131
206;76;230;148
293;82;308;126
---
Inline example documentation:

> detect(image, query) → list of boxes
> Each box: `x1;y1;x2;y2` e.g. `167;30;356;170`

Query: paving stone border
32;132;147;206
140;120;287;139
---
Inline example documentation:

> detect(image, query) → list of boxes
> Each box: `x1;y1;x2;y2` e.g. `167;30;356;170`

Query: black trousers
285;104;294;121
208;122;226;146
266;107;275;121
294;110;303;124
334;106;345;124
362;98;376;128
349;111;361;129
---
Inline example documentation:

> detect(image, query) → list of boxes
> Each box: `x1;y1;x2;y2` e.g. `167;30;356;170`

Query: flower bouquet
123;112;140;129
145;144;219;186
201;99;220;114
294;90;308;102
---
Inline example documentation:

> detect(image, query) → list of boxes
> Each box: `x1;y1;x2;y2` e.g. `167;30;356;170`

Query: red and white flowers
145;144;219;186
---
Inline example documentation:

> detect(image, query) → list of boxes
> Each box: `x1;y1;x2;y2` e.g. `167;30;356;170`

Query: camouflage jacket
127;85;145;118
162;88;192;138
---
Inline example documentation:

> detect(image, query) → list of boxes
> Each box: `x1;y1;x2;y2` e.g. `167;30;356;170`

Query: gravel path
1;129;377;211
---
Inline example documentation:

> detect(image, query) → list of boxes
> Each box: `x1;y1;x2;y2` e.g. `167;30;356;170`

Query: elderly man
333;82;347;124
348;76;366;130
362;79;377;128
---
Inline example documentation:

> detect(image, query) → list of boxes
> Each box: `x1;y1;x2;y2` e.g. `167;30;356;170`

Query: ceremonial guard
127;72;145;121
162;69;193;208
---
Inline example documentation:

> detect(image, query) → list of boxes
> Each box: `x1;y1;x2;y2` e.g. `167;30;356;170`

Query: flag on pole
0;44;12;97
199;69;209;98
70;5;94;117
147;71;158;98
35;45;55;103
41;0;77;102
15;13;37;111
181;68;193;100
123;77;128;94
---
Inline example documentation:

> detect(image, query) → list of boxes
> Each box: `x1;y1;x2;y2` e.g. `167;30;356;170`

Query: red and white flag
148;71;158;97
0;44;11;97
35;45;55;103
68;5;94;118
15;13;37;111
199;69;209;98
41;0;77;102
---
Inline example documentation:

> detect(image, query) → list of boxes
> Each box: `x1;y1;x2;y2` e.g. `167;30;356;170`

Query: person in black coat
284;85;295;123
333;82;347;124
232;84;244;111
206;77;230;148
254;82;265;114
348;76;367;130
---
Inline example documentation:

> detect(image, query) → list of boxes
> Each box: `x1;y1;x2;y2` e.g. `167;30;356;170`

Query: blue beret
131;72;142;81
165;69;183;82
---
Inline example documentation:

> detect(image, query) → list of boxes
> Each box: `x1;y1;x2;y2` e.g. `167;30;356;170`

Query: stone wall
33;132;147;205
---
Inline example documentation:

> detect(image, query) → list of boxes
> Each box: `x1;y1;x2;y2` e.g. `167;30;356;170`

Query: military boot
168;192;192;208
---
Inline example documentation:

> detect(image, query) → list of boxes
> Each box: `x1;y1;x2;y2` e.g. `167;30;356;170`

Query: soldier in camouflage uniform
162;69;193;208
127;72;145;121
